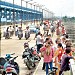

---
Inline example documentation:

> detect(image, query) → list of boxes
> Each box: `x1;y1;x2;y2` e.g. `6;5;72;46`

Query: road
1;34;36;75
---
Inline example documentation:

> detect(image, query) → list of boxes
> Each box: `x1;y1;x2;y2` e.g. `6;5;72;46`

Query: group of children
39;34;75;75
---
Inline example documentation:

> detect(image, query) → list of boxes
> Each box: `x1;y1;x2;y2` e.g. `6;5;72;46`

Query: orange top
54;47;64;62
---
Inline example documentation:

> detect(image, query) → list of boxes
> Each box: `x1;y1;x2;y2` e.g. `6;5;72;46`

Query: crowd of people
2;20;75;75
3;25;30;39
35;21;75;75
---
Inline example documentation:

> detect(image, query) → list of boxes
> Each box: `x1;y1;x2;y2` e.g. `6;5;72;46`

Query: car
29;25;39;33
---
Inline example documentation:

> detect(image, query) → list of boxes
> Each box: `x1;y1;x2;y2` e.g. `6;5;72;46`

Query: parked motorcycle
18;27;23;40
4;56;19;75
0;57;6;74
4;27;10;39
22;42;41;70
0;53;19;75
25;30;30;40
0;53;15;74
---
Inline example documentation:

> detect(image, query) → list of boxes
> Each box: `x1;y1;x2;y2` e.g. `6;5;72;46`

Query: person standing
54;43;64;75
56;26;60;38
59;48;75;75
36;32;43;53
40;39;54;75
15;25;18;36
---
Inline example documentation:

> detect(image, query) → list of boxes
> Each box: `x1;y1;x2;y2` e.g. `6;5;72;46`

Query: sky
1;0;75;17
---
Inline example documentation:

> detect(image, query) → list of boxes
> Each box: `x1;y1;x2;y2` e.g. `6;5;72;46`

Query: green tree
62;16;68;22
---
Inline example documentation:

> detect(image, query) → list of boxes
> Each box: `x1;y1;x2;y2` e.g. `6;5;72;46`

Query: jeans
45;62;53;75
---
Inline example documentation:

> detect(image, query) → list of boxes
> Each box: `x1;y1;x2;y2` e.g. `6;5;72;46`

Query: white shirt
36;35;43;45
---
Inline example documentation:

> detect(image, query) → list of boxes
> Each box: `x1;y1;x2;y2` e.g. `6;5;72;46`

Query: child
59;48;75;75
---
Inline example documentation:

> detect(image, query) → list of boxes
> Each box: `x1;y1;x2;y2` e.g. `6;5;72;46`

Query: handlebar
9;56;18;62
6;53;15;56
13;56;18;60
11;53;15;55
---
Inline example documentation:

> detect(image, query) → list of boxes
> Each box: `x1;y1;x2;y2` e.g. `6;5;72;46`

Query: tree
62;16;68;22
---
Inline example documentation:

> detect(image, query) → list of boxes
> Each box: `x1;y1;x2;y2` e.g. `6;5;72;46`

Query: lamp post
21;0;22;28
29;2;37;25
13;0;15;34
28;2;36;24
36;5;45;23
22;0;33;24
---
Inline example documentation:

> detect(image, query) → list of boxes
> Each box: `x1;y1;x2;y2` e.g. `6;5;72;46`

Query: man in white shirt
36;32;43;53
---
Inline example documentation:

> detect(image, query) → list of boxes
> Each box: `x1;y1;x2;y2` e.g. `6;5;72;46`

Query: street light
29;2;45;24
13;0;16;34
35;4;45;23
22;0;33;24
22;0;33;25
22;0;33;8
21;0;22;28
27;2;37;24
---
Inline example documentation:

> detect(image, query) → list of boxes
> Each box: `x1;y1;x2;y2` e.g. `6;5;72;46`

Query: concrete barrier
70;59;75;75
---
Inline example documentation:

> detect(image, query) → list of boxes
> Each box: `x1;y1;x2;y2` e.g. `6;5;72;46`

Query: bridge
0;1;75;75
0;0;43;26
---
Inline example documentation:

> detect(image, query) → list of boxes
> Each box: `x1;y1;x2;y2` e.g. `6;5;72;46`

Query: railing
70;59;75;75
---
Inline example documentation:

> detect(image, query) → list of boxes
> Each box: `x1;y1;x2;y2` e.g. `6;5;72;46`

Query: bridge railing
70;59;75;75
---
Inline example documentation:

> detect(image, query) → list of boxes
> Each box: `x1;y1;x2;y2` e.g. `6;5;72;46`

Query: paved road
1;34;36;75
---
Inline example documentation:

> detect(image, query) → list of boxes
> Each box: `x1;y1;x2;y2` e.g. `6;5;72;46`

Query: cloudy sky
2;0;75;17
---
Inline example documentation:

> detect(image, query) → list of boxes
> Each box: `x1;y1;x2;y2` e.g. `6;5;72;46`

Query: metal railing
70;59;75;75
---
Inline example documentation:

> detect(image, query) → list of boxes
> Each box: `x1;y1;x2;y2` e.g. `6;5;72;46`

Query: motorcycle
5;32;10;39
4;27;10;39
48;67;58;75
0;53;19;75
0;53;15;74
25;30;30;40
0;57;6;74
18;27;23;40
22;42;41;70
4;56;19;75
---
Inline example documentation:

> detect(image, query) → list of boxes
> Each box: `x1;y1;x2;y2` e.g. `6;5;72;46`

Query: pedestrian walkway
33;57;45;75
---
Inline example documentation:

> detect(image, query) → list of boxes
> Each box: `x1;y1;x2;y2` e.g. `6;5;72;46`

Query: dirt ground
1;34;37;75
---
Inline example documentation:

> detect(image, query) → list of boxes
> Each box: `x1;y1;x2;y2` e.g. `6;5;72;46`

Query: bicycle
48;67;58;75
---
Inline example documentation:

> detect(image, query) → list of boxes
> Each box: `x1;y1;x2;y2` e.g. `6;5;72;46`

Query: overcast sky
2;0;75;17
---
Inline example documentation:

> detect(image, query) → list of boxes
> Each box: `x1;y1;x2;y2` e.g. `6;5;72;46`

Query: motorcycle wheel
26;37;28;40
2;71;6;75
26;62;31;70
19;38;21;40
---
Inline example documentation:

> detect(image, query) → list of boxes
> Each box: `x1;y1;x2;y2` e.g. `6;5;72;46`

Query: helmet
24;42;29;48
